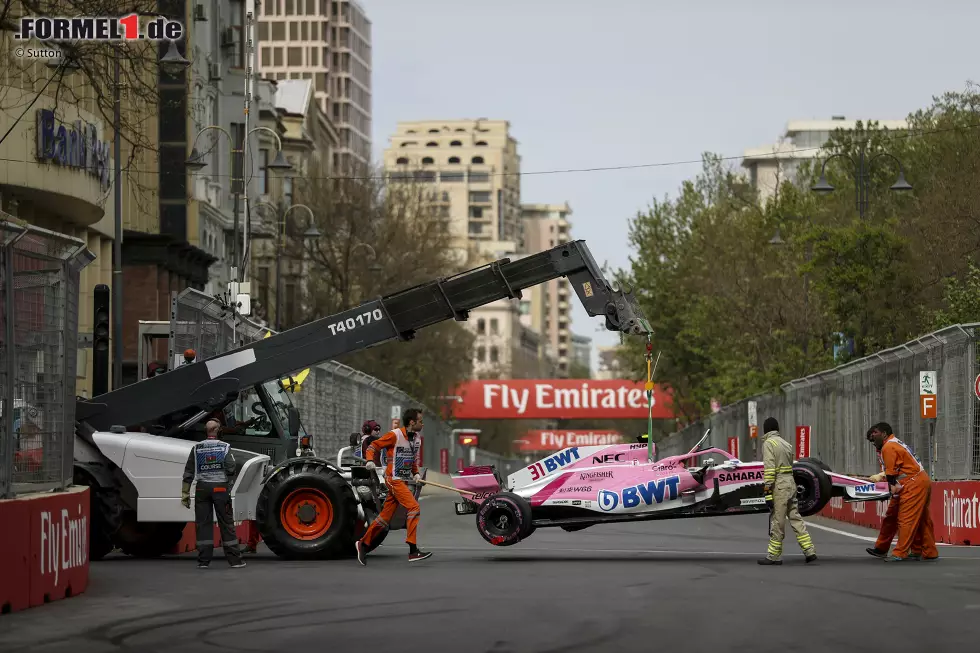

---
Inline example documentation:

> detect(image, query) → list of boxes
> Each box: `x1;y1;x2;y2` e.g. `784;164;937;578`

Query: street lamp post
185;127;292;284
254;201;318;330
811;146;912;219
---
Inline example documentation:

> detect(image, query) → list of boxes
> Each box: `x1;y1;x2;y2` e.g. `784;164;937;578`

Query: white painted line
806;520;958;546
424;545;867;558
805;520;878;542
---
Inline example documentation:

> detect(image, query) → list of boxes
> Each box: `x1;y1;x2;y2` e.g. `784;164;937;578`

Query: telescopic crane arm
76;240;651;432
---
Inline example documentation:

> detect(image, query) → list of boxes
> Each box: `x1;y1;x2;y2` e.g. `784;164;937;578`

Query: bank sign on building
35;108;111;192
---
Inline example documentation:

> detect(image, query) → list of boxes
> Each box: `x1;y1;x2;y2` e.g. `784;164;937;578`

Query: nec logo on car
598;476;681;512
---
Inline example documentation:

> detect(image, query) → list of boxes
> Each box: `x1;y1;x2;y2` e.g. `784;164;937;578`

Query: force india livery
449;432;892;546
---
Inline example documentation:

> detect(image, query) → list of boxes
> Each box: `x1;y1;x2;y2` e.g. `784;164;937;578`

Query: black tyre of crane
73;468;123;561
257;459;358;560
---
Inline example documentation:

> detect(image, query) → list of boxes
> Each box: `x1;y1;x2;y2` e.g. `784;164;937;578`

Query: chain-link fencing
0;219;94;498
666;324;980;480
168;288;508;473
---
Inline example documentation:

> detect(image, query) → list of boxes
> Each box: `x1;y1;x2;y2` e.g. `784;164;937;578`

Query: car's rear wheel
794;461;833;516
476;492;533;546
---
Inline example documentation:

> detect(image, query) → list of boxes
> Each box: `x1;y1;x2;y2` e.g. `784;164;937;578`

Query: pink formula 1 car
450;432;891;546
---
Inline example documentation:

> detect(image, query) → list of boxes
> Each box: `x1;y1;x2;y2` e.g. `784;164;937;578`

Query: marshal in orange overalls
359;428;422;549
880;434;939;561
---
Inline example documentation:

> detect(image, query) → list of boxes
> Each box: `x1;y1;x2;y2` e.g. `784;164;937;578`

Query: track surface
3;490;980;653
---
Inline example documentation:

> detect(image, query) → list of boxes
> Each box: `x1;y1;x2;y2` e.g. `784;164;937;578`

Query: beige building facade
383;119;523;266
521;202;573;375
471;300;555;380
742;117;908;203
256;0;372;171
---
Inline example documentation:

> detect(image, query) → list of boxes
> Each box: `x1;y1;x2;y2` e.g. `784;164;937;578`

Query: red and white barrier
821;480;980;545
172;520;259;554
0;486;90;614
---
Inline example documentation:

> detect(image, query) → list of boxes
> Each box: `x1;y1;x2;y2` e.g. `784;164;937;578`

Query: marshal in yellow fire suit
759;418;817;565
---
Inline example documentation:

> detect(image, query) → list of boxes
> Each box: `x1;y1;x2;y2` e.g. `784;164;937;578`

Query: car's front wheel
794;461;833;516
476;492;533;546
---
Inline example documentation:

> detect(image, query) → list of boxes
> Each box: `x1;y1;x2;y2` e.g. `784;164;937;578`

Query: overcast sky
366;0;979;368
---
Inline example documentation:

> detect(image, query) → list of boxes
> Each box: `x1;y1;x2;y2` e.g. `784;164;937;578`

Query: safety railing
0;218;93;498
664;324;980;480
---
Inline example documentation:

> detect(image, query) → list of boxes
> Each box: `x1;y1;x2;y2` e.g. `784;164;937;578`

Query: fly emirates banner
451;379;674;420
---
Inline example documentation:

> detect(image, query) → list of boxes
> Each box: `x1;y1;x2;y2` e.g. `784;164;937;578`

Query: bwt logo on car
854;483;876;493
528;448;580;480
598;476;681;512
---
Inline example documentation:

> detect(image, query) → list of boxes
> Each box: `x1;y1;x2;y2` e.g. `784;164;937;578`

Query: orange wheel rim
279;488;334;540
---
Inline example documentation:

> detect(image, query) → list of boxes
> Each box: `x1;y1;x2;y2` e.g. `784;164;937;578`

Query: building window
401;141;417;147
476;346;485;362
272;22;285;40
426;141;438;147
489;347;499;362
261;47;271;66
477;319;485;334
450;140;462;147
229;0;246;68
230;122;245;193
441;171;464;182
258;149;270;195
455;128;465;132
284;175;293;205
258;22;269;40
258;267;270;314
421;156;434;164
310;47;318;65
448;156;460;164
490;318;499;335
428;128;439;133
406;129;416;134
301;22;309;40
396;157;409;164
273;47;283;66
519;300;531;315
475;141;488;147
306;0;315;14
469;206;483;218
288;47;303;65
469;191;491;203
469;171;489;182
471;156;484;164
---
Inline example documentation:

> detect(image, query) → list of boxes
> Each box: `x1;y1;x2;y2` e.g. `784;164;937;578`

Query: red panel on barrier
0;498;32;613
821;480;980;546
28;489;90;607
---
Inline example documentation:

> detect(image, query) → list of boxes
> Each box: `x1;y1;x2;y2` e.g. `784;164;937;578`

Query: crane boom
76;240;650;432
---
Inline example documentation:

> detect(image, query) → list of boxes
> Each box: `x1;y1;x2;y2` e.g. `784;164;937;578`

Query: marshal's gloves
764;483;774;512
365;460;376;471
413;473;422;483
868;472;886;483
181;481;191;509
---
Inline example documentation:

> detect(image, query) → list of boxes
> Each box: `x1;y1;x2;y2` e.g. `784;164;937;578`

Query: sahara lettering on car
528;447;581;481
716;470;763;483
598;476;681;511
592;452;626;464
558;485;593;493
580;471;613;481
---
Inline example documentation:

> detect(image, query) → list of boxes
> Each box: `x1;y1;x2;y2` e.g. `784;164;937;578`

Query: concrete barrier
821;479;980;545
0;486;90;615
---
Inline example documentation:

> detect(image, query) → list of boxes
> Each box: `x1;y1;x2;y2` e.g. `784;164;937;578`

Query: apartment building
471;300;556;379
595;345;625;380
382;119;523;264
256;0;372;171
570;333;592;376
521;202;574;376
249;79;339;330
742;116;908;203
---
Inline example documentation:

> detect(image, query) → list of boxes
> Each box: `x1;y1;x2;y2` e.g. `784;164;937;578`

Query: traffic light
92;284;110;396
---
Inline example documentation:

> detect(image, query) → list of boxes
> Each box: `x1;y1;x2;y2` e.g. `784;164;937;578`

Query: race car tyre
116;513;186;558
476;491;533;546
799;456;832;473
257;459;358;560
73;468;122;561
793;461;833;516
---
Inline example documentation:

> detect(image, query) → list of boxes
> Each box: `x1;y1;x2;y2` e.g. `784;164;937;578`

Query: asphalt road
3;490;980;653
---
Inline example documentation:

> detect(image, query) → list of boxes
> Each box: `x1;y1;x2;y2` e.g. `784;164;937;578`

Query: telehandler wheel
73;468;123;561
257;459;357;560
116;513;186;558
